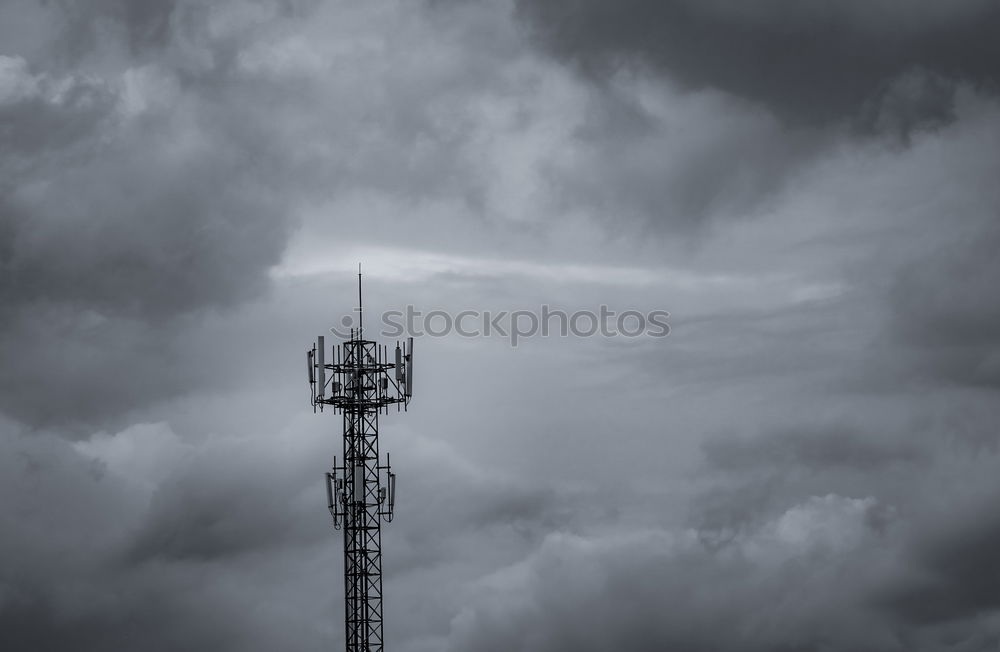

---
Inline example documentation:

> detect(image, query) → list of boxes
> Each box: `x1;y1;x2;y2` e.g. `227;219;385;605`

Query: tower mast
306;272;413;651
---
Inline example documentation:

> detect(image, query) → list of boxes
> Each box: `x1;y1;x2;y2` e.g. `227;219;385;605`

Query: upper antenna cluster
306;268;413;413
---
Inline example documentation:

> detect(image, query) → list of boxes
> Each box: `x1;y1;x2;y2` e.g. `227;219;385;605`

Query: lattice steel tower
306;270;413;652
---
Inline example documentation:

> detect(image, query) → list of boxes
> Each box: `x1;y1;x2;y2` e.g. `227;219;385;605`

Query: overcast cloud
2;1;1000;650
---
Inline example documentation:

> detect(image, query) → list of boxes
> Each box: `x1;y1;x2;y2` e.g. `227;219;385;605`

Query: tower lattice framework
307;274;412;652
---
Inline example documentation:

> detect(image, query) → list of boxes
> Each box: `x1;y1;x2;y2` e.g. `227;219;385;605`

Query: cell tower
306;269;413;652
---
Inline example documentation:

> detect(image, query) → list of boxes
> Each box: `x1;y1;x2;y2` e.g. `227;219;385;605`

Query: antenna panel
353;462;365;504
404;336;413;397
317;335;326;397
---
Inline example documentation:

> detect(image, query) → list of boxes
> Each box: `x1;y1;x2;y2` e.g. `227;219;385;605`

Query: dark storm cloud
1;116;287;320
47;0;180;55
445;414;1000;651
888;229;1000;388
446;522;1000;652
857;68;960;142
0;58;115;158
447;503;901;652
691;425;922;540
882;501;1000;626
702;425;924;473
540;85;828;226
515;0;1000;126
0;417;333;652
0;584;261;652
492;0;1000;229
689;394;1000;639
125;445;320;563
0;12;295;426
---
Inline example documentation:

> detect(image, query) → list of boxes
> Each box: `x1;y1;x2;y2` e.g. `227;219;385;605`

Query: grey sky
2;1;1000;650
